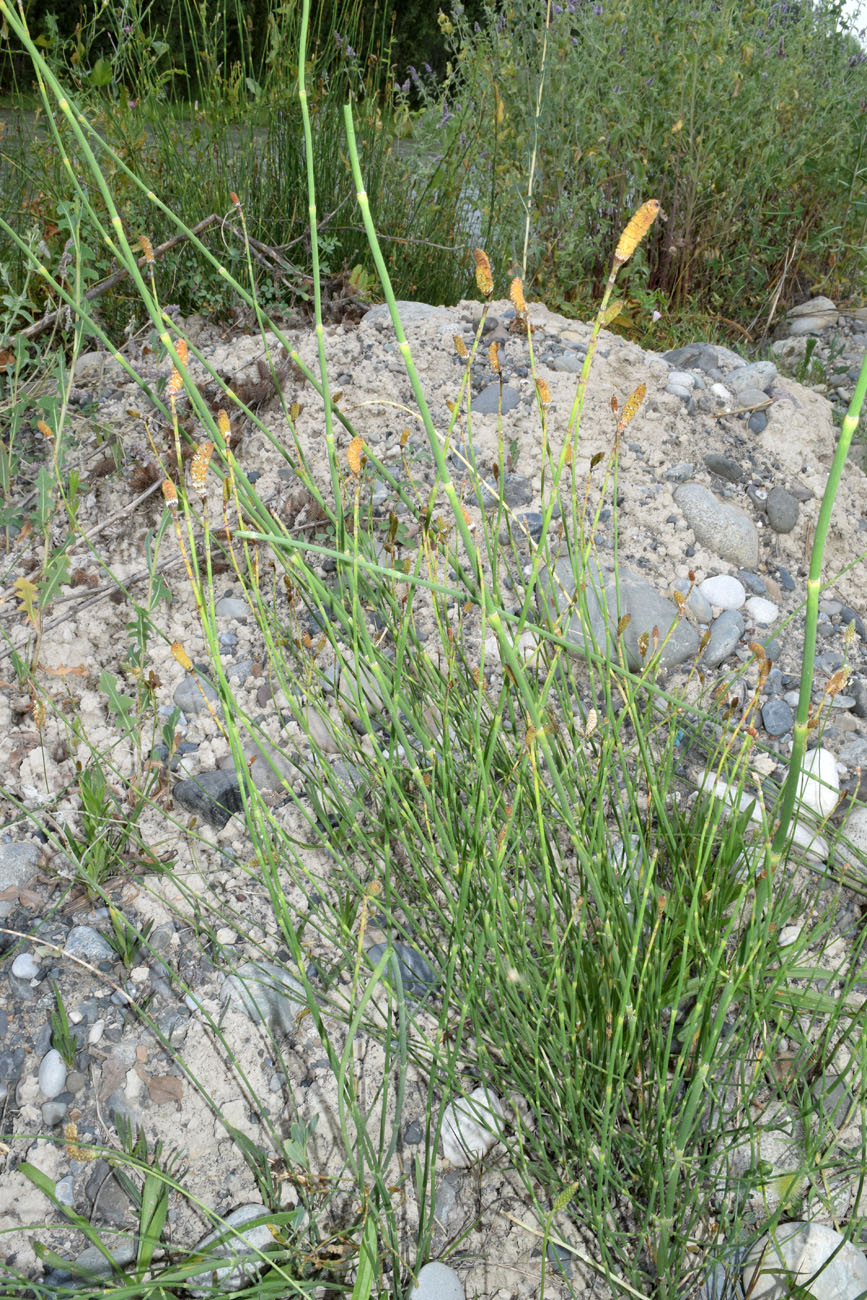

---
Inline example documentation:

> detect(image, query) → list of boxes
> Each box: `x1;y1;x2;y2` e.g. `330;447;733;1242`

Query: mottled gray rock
43;1239;137;1288
364;301;453;327
367;942;438;998
701;611;744;668
473;382;520;414
732;385;772;409
549;351;582;373
748;410;768;434
539;557;700;674
725;361;777;394
65;925;115;962
189;1203;278;1297
222;960;308;1036
474;473;533;510
743;1221;867;1300
840;738;867;767
664;462;695;483
173;670;221;716
173;771;243;828
673;483;759;568
662;343;723;371
0;841;40;917
765;486;799;533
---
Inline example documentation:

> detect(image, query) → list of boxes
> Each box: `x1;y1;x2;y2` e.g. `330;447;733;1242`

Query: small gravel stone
765;486;800;533
367;942;438;998
11;953;40;979
797;747;840;818
701;611;744;668
404;1119;424;1144
762;698;794;736
38;1048;68;1099
173;670;221;716
745;596;778;625
222;960;308;1036
41;1100;68;1126
0;841;41;918
748;410;768;433
737;570;767;595
703;453;742;483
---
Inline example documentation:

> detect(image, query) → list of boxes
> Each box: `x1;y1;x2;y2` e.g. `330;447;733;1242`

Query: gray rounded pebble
703;453;743;483
214;596;248;619
42;1099;69;1126
748;410;768;434
173;671;220;715
222;960;308;1037
473;382;520;414
762;698;794;736
404;1119;424;1144
408;1261;465;1300
173;771;243;828
701;611;744;668
367;942;438;998
765;485;799;533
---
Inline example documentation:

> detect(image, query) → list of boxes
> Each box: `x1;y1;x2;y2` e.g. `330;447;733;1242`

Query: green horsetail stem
771;349;867;862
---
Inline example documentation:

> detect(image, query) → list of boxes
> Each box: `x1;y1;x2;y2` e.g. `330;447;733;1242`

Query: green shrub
434;0;867;328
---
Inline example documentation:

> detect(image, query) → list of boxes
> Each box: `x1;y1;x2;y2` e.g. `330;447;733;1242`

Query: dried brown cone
139;235;155;265
614;199;661;266
473;249;494;297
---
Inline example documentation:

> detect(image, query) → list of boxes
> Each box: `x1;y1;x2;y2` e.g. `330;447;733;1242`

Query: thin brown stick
15;216;222;342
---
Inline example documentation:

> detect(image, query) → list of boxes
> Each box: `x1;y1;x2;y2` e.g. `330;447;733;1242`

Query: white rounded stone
743;1221;867;1300
11;952;40;980
440;1086;505;1167
38;1049;68;1099
797;746;840;819
745;596;779;625
88;1019;105;1045
408;1262;465;1300
698;575;746;610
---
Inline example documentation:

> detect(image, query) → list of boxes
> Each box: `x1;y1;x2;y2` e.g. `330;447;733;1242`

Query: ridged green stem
771;349;867;861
